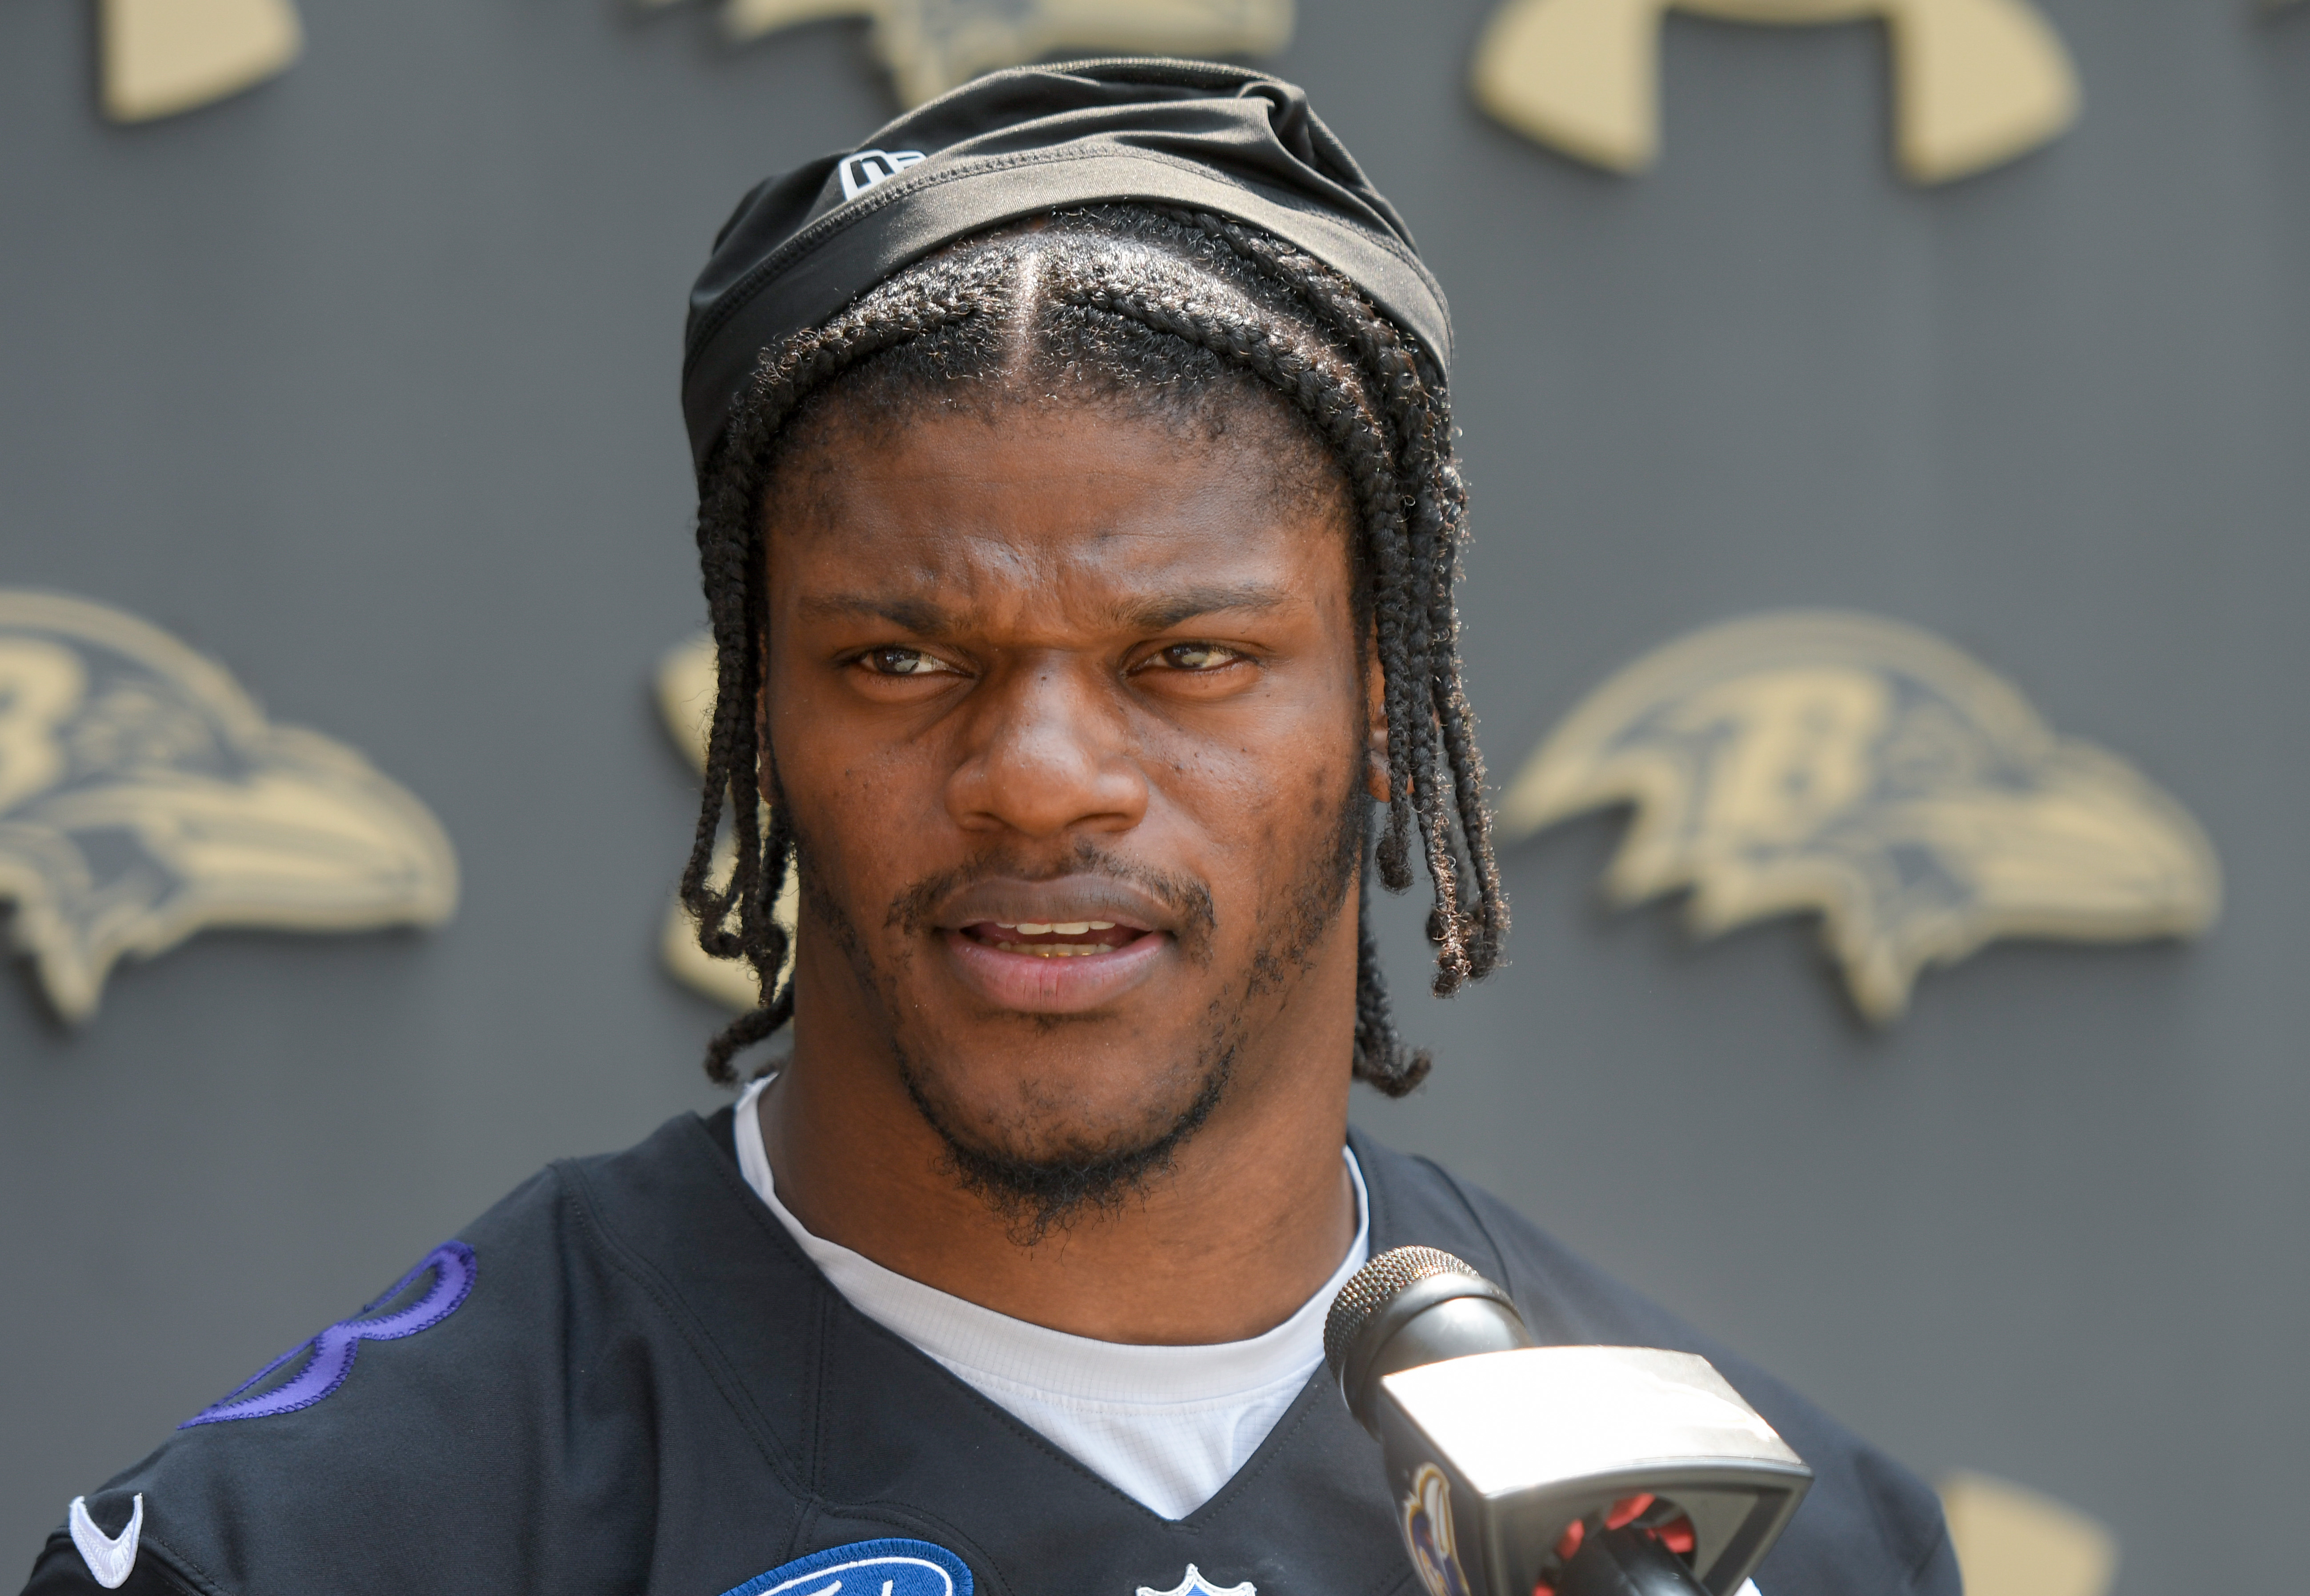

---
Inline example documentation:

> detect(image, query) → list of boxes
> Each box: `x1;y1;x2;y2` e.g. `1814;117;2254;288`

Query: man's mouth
963;920;1147;958
925;873;1186;1012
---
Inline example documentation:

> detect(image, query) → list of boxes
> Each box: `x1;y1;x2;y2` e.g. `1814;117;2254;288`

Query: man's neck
757;1019;1360;1347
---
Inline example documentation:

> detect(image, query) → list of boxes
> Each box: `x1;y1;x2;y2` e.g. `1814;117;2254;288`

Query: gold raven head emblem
0;590;456;1022
1501;612;2219;1022
656;0;1293;108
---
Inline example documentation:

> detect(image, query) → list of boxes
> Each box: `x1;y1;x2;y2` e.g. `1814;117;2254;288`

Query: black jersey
22;1112;1957;1596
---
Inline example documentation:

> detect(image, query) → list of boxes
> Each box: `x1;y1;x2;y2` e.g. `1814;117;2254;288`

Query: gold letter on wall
100;0;303;123
661;0;1292;108
1501;612;2218;1022
1471;0;2078;184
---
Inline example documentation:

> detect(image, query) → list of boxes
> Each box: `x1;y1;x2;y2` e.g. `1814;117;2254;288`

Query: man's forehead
765;397;1355;633
776;388;1341;524
776;471;1343;608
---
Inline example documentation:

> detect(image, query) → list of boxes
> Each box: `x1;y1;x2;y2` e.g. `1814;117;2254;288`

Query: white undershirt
731;1075;1369;1520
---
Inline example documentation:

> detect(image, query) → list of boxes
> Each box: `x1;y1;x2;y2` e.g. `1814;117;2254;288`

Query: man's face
761;392;1376;1227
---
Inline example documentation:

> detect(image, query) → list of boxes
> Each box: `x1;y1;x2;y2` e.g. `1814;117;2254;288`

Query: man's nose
945;660;1149;839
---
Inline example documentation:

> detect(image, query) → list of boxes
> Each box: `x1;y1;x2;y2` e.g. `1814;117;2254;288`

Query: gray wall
3;0;2303;1588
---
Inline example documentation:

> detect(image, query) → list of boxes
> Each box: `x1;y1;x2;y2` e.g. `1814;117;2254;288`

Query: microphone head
1325;1246;1531;1431
1323;1246;1484;1379
1326;1249;1813;1596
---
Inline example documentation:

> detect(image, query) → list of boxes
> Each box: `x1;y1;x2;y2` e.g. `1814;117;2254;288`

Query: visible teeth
986;920;1119;936
995;943;1108;957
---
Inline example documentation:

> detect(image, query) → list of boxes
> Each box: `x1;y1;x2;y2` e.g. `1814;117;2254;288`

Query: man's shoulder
1349;1132;1960;1596
21;1110;813;1596
1348;1134;1742;1348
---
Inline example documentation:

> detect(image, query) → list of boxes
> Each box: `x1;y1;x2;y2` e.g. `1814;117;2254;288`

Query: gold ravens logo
0;590;456;1022
1471;0;2078;184
655;633;796;1010
1397;1462;1472;1596
650;0;1294;108
1501;612;2219;1023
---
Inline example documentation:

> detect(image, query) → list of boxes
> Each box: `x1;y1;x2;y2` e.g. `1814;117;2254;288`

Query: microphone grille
1323;1245;1482;1381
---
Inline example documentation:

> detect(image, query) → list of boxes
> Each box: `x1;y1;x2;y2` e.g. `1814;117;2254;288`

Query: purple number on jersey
181;1241;476;1427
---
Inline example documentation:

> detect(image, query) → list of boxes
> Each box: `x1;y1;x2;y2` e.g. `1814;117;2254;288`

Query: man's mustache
886;839;1217;962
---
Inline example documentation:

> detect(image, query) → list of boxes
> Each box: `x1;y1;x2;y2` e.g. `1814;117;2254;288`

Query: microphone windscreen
1323;1246;1485;1383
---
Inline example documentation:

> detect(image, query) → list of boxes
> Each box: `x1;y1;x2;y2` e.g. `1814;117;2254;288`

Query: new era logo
839;148;926;201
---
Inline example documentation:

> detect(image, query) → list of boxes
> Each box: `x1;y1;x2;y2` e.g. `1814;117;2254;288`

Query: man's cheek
787;801;895;956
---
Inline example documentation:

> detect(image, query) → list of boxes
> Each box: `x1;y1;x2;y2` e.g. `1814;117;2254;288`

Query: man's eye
1153;642;1241;672
863;647;950;677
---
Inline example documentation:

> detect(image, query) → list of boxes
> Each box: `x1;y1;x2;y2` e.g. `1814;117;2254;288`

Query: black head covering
682;57;1453;470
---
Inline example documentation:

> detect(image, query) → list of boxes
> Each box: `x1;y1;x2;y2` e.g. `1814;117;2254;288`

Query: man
26;62;1958;1596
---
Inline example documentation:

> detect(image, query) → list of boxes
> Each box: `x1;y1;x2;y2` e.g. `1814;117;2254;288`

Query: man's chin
896;1049;1235;1247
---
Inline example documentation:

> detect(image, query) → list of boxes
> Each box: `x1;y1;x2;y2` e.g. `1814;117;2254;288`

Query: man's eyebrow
797;585;1292;635
797;594;953;635
1119;584;1291;631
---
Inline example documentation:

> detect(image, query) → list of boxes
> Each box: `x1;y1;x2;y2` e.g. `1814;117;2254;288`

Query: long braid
1171;212;1430;889
683;208;1504;1095
1043;256;1446;1084
684;279;994;1082
1157;210;1507;997
1357;888;1431;1095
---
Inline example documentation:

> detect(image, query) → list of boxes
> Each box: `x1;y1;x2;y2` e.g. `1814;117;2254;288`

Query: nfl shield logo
1137;1567;1255;1596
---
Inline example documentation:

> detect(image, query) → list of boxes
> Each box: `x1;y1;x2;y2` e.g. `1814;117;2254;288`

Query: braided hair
681;204;1505;1096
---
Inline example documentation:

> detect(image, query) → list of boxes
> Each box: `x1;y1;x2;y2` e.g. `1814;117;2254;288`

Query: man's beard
893;1027;1238;1247
790;780;1370;1247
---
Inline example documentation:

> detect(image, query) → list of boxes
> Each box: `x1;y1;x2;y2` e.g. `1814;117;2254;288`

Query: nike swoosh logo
68;1493;142;1589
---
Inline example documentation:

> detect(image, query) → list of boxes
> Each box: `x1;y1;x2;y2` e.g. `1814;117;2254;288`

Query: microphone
1324;1247;1813;1596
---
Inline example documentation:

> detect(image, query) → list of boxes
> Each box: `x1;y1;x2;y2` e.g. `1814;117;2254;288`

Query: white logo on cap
839;148;926;201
